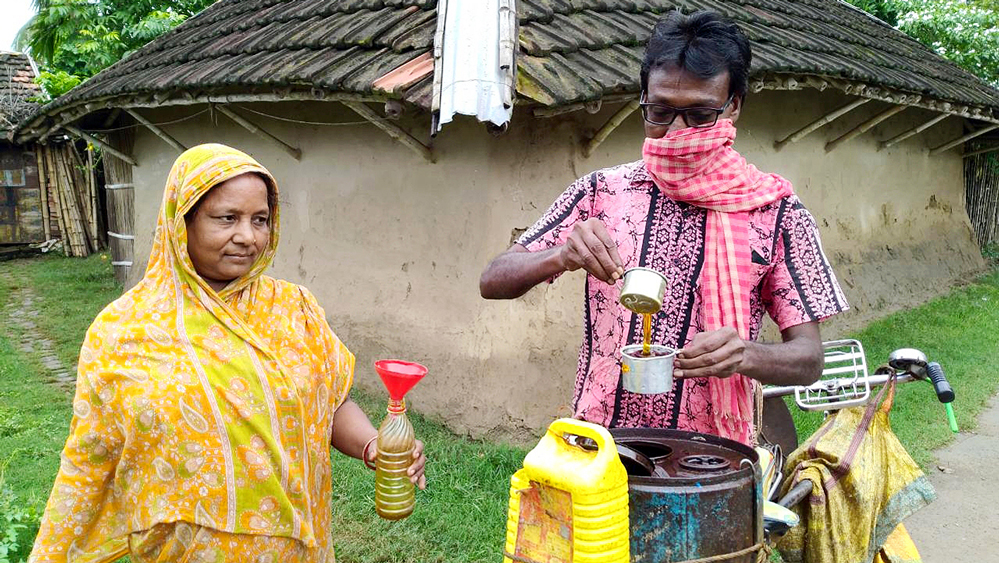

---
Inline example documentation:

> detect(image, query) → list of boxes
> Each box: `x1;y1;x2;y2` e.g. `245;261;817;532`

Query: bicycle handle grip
927;362;955;403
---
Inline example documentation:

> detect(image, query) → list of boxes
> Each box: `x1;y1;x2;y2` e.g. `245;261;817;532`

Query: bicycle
758;339;956;559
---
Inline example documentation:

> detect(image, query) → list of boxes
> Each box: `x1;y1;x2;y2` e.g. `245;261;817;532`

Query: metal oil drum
609;428;762;563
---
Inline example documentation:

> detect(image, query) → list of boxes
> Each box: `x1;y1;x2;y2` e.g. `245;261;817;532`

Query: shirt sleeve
516;172;598;257
762;199;850;331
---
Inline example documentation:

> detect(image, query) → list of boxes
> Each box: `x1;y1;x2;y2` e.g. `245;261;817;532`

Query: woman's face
185;173;271;291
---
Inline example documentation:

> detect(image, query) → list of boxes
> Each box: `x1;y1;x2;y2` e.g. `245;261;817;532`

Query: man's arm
480;218;625;299
674;321;823;386
479;244;565;299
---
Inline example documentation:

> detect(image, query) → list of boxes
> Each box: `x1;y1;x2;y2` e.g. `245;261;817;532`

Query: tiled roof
517;0;999;118
16;0;999;137
0;52;41;138
25;0;438;125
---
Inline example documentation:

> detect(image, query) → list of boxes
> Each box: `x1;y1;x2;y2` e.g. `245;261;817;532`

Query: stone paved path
906;392;999;563
0;268;76;390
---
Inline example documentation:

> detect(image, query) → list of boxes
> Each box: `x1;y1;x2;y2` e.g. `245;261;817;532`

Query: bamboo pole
342;101;434;162
929;124;999;156
46;145;68;247
583;100;640;158
60;146;89;255
60;145;86;251
53;157;77;255
87;146;98;243
125;108;187;152
962;145;999;159
64;125;138;166
35;146;51;239
65;144;96;249
102;108;122;128
54;148;86;255
215;105;301;160
824;105;907;152
774;98;870;150
879;114;949;150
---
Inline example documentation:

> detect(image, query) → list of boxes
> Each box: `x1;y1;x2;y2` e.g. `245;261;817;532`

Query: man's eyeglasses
639;93;735;128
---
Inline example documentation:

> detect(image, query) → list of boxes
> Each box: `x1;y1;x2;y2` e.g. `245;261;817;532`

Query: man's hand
560;218;625;284
673;322;823;386
674;327;746;379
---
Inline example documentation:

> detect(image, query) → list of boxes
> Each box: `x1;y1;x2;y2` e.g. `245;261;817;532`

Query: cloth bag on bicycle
776;376;936;563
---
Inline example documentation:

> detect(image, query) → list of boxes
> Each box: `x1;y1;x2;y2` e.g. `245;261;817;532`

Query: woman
29;144;426;562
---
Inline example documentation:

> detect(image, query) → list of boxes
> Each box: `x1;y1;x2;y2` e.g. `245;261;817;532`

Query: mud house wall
125;90;983;438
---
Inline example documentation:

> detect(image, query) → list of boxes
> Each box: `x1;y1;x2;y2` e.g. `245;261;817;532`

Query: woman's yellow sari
30;144;354;563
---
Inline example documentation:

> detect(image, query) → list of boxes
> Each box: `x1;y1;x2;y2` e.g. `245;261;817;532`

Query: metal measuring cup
621;344;677;394
618;267;667;314
618;268;672;394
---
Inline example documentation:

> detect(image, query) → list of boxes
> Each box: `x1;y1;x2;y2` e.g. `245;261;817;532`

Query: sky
1;0;36;52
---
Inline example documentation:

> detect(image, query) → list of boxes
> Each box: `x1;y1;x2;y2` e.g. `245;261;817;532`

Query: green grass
0;253;121;561
330;391;525;562
3;254;999;562
0;255;528;562
789;268;999;467
3;254;122;368
0;336;72;562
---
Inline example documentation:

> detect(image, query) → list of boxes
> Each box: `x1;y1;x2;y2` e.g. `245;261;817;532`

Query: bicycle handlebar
927;362;955;403
777;481;812;510
761;372;916;400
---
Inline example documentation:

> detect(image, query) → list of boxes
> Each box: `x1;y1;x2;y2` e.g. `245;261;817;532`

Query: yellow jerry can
502;418;630;563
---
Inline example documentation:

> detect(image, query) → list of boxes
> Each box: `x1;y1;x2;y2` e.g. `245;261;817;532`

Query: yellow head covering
146;143;280;299
31;144;353;562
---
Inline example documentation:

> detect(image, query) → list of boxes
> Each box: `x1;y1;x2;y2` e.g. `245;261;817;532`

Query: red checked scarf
642;119;793;445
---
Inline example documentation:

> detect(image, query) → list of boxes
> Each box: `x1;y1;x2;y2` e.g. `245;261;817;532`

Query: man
479;10;848;445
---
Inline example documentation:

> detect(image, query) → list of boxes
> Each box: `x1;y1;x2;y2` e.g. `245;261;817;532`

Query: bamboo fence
35;141;99;257
102;125;136;284
965;147;999;248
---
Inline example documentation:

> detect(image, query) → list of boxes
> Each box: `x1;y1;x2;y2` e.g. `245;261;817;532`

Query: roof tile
18;0;999;134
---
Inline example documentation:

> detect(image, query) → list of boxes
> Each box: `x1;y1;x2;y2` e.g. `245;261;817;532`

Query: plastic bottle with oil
502;418;630;563
373;359;427;520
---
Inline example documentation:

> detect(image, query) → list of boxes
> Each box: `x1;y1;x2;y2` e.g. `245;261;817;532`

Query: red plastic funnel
374;359;427;401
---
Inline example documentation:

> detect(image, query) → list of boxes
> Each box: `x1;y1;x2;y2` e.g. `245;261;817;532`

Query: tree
846;0;999;87
16;0;216;98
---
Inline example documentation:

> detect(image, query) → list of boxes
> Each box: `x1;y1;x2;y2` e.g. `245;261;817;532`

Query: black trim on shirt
671;205;706;425
772;198;789;259
610;184;660;427
573;275;594;415
783;204;818;321
519;173;594;247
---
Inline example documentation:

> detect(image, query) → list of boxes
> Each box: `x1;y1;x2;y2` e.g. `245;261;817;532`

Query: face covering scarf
642;119;793;445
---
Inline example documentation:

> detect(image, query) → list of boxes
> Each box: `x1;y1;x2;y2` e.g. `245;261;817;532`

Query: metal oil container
610;428;762;563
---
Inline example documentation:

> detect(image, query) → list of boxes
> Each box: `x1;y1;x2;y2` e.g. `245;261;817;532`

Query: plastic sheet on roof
432;0;516;133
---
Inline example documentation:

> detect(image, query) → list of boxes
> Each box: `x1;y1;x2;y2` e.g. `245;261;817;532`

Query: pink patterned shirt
518;161;849;433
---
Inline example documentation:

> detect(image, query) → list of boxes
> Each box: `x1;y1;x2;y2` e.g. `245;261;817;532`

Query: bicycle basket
794;339;871;411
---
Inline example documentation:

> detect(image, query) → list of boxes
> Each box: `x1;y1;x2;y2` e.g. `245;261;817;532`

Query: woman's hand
408;440;427;490
365;439;427;490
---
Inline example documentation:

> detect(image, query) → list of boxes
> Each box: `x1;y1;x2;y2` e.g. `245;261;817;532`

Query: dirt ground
906;392;999;562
